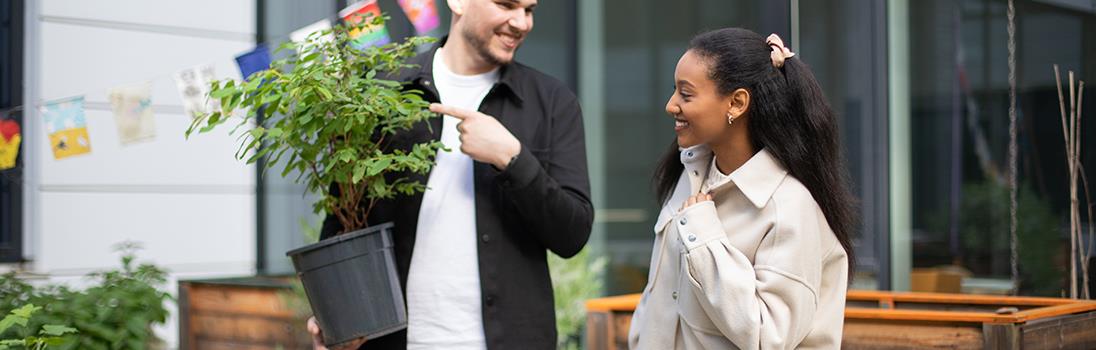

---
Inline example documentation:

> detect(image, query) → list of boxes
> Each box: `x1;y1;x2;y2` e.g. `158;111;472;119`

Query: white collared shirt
629;146;849;350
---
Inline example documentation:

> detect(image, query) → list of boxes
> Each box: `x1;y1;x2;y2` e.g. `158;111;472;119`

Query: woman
628;28;856;349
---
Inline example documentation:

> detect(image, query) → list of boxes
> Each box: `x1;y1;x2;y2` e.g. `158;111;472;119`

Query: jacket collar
400;36;525;104
654;145;788;234
727;148;788;208
680;145;789;209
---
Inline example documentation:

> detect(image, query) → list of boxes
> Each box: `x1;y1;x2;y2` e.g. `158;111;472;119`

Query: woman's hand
681;192;713;211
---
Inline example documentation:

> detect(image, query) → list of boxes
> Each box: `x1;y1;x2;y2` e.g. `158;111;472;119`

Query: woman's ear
448;0;465;16
727;88;751;119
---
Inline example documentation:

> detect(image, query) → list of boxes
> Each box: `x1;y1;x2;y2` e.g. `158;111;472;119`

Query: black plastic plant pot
286;222;406;347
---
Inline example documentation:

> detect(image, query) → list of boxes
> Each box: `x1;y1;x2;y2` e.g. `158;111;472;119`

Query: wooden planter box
178;276;311;350
586;291;1096;350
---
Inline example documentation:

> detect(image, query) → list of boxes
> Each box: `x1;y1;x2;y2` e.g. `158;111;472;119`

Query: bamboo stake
1078;81;1088;299
1056;66;1076;299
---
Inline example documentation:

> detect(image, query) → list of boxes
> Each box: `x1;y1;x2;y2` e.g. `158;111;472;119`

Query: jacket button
423;80;432;86
672;291;678;300
481;234;490;243
679;217;687;225
686;151;694;157
485;295;496;306
692;170;699;176
688;234;697;242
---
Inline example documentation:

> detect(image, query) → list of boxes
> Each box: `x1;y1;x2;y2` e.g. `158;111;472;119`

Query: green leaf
265;127;283;138
367;158;391;176
209;87;235;99
40;324;78;336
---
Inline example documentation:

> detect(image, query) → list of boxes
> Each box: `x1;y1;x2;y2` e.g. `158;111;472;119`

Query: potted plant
186;17;442;348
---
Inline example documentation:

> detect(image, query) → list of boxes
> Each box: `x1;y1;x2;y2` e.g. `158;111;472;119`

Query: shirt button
481;234;490;243
687;151;694;157
423;80;432;86
485;295;496;306
679;217;687;225
672;291;678;300
688;234;697;242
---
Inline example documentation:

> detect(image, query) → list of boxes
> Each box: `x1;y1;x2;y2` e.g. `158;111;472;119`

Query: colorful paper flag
0;119;20;170
108;82;156;145
42;96;92;159
235;44;272;81
290;19;334;48
397;0;440;34
174;65;220;120
340;0;390;49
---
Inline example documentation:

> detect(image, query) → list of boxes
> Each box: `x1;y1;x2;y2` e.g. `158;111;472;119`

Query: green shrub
0;304;78;350
549;248;607;350
0;242;173;350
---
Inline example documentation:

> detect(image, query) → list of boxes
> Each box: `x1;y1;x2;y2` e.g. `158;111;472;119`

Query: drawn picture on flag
109;82;156;145
42;96;92;159
340;0;390;49
397;0;440;34
174;65;220;120
0;119;20;170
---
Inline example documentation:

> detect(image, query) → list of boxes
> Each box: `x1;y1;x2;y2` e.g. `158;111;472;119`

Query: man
309;0;593;349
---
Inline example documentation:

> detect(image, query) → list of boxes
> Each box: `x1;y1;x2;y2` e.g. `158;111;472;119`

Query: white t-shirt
405;47;499;350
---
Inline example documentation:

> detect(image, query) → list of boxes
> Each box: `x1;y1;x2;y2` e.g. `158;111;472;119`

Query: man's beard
462;26;511;66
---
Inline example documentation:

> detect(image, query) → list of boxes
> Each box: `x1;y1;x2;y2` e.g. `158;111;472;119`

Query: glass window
0;0;24;263
798;0;890;290
907;0;1096;296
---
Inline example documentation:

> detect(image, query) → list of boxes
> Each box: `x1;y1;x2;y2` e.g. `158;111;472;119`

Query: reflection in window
909;0;1095;296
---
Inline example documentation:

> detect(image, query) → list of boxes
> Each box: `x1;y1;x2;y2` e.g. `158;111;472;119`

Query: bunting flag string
4;0;436;162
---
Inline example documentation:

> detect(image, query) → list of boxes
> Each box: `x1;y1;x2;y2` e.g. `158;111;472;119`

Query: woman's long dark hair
653;28;857;273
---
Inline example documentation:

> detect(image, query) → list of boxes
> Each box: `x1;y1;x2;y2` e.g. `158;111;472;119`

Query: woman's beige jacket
628;146;848;349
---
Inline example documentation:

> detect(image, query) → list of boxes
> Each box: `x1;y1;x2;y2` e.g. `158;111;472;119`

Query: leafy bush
0;243;172;350
0;304;77;350
928;178;1064;296
549;248;607;350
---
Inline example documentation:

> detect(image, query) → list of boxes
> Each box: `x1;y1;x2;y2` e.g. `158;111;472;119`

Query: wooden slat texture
585;312;609;350
189;313;305;344
586;290;1096;350
1021;310;1096;349
186;285;297;317
842;320;983;349
179;280;311;350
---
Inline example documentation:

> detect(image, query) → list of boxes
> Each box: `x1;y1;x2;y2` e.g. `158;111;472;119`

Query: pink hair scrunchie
766;33;795;68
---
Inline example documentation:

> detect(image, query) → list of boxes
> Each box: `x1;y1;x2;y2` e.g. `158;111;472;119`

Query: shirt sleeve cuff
497;145;539;189
676;201;725;250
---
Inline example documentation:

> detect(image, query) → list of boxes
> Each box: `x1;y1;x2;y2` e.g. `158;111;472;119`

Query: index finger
429;103;476;120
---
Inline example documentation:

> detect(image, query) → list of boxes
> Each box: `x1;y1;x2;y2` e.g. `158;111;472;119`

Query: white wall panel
38;192;255;272
41;0;254;35
39;22;248;102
